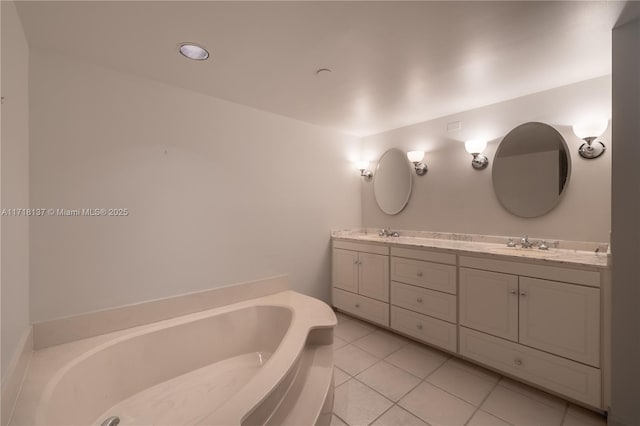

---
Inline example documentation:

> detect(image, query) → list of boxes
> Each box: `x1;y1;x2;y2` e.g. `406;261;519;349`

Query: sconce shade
573;119;609;140
407;150;425;163
465;140;487;154
356;160;370;170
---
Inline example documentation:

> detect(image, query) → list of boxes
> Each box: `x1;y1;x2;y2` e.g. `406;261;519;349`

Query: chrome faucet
379;228;399;237
101;417;120;426
520;235;534;248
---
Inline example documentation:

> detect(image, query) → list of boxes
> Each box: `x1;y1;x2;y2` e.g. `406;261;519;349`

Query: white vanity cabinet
330;235;608;409
458;255;603;407
332;241;389;326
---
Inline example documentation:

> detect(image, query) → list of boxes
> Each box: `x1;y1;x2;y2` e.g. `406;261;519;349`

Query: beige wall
0;1;30;381
29;50;361;323
361;76;611;243
610;6;640;426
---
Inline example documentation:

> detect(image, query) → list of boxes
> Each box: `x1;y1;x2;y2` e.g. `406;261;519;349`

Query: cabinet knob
354;260;358;265
416;324;423;330
510;290;517;295
355;303;360;308
416;297;423;303
417;271;423;277
514;358;523;366
519;291;527;297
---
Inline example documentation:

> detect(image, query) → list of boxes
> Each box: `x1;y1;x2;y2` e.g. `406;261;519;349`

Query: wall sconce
573;119;608;159
356;160;373;180
407;151;428;175
465;140;489;170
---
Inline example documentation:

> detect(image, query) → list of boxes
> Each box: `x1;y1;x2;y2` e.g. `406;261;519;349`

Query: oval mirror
373;148;413;215
492;122;571;218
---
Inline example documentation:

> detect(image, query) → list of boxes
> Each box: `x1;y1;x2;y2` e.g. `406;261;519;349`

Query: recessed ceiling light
178;43;209;61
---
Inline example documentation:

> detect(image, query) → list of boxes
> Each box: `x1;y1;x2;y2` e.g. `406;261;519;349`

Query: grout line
560;402;570;426
366;402;396;426
463;379;504;426
497;377;569;412
332;411;351;426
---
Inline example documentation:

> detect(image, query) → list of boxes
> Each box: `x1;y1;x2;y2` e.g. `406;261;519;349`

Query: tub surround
331;230;610;410
11;289;336;426
332;229;609;268
33;275;289;350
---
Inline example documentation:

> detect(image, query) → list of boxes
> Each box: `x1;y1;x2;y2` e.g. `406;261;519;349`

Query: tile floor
331;312;607;426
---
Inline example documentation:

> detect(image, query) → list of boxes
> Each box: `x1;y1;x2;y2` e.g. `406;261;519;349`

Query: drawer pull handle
519;291;527;297
355;303;360;308
417;271;423;277
416;297;423;303
510;290;517;295
514;358;523;366
416;324;423;330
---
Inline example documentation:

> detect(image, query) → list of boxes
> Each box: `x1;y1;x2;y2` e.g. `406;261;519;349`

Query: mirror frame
373;148;413;215
492;122;572;218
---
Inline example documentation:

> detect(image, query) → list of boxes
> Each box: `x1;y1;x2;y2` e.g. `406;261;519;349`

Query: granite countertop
332;229;610;269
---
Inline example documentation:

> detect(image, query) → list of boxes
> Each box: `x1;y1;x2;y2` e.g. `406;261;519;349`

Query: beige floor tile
385;343;449;378
353;330;409;358
334;367;351;387
336;311;354;324
563;404;606;426
499;377;567;412
331;414;349;426
398;382;476;426
467;409;513;426
356;361;421;401
426;358;499;405
482;384;566;426
333;379;393;426
371;405;429;426
334;344;380;376
333;336;349;351
334;319;376;342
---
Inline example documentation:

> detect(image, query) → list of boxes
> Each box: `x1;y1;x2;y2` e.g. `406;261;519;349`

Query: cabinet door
358;252;389;302
519;277;600;367
332;249;358;293
460;268;519;342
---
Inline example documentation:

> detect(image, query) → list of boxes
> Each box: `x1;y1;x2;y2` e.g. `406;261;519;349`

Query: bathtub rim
37;304;296;425
19;290;335;426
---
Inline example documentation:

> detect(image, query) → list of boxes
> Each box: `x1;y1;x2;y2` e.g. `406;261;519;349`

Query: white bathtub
11;290;336;426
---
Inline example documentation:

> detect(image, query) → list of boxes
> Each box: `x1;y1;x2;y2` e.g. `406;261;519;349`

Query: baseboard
1;327;33;426
34;275;289;349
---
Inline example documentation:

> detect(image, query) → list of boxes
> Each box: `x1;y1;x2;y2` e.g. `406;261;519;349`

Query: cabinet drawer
391;257;457;294
460;327;601;408
390;306;457;352
333;288;389;327
391;247;456;265
391;282;456;323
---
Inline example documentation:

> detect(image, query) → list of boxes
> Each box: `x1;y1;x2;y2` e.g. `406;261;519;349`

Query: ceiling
15;1;625;137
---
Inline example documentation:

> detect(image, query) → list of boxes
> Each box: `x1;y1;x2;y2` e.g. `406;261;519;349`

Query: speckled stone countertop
331;229;610;269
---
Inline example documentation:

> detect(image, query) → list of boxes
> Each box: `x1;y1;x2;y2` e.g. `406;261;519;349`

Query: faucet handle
539;240;549;250
506;238;516;247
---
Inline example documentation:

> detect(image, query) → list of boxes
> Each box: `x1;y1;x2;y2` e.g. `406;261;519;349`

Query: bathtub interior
42;305;293;425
